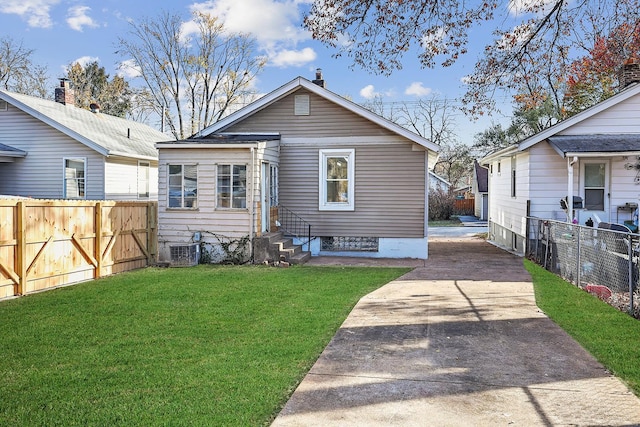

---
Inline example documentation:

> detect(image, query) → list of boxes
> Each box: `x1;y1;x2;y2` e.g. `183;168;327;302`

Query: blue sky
0;0;513;144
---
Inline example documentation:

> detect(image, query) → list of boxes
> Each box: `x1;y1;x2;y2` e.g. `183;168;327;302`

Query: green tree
66;61;132;117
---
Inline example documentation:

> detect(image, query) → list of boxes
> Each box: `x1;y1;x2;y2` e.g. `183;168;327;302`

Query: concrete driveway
272;235;640;426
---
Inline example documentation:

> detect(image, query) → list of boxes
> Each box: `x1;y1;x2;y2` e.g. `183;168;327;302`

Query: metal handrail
277;205;312;251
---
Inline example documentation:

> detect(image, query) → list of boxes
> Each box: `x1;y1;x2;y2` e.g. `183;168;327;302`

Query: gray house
156;73;440;264
0;81;167;200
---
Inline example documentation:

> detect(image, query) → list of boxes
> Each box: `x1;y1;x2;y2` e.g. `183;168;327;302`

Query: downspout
249;147;255;262
567;156;578;222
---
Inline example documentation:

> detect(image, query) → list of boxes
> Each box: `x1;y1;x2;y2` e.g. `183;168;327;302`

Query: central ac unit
169;244;200;267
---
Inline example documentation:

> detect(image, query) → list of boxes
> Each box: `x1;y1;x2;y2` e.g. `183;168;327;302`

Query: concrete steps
254;232;311;265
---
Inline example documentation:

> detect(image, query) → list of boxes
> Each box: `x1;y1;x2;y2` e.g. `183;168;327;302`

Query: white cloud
189;0;310;49
405;82;432;97
0;0;60;28
359;84;379;100
72;56;99;67
508;0;556;16
117;59;142;79
269;47;316;67
67;5;98;31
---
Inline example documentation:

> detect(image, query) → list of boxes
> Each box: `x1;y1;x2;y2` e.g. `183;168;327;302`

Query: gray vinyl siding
220;88;427;238
0;104;105;199
280;142;426;238
223;89;398;138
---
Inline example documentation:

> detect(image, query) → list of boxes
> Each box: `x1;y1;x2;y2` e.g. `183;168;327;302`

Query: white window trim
138;160;150;199
63;157;87;200
167;164;198;209
319;149;355;211
216;163;248;210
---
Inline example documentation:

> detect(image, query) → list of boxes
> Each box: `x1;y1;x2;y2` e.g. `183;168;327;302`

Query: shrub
429;188;456;220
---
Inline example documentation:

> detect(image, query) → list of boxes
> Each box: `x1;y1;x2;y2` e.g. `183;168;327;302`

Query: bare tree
0;37;49;97
117;11;265;140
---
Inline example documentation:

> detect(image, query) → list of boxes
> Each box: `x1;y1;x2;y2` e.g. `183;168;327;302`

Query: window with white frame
217;164;247;209
64;158;86;199
584;162;606;210
138;161;150;199
319;149;355;211
168;164;197;208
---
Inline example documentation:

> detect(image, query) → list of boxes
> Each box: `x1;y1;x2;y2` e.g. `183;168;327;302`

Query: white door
581;160;609;223
261;162;271;233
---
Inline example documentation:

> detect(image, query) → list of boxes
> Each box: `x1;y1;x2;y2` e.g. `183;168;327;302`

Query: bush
429;188;456;220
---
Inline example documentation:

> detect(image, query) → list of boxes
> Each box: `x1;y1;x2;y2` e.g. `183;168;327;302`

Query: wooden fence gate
0;200;157;299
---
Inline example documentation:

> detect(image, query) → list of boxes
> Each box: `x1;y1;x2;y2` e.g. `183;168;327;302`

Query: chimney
54;78;74;106
89;102;100;113
619;58;640;89
312;68;325;88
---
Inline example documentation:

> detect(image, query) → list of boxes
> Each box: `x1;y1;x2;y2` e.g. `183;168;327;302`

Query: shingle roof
0;90;170;160
548;134;640;154
474;160;488;193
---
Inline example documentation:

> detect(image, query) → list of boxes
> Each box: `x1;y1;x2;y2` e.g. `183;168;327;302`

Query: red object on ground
585;284;613;300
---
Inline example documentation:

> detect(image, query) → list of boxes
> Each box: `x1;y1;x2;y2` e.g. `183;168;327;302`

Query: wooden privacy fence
0;200;157;299
454;198;474;215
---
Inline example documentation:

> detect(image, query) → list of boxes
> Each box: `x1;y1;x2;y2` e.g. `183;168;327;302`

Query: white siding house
482;60;640;254
156;74;440;263
0;82;168;200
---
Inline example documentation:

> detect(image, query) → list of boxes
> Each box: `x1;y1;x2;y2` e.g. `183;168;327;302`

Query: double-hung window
64;158;86;199
217;164;247;209
168;164;197;208
319;149;355;211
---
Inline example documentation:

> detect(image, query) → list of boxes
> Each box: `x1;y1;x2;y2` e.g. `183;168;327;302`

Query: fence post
95;202;102;279
627;234;633;316
16;201;26;296
576;224;581;287
148;202;158;264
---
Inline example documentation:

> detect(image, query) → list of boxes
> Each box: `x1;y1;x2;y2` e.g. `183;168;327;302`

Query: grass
429;218;462;227
0;265;410;427
525;259;640;395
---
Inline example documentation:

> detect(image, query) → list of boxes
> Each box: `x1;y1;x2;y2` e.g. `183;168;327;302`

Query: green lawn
0;265;410;427
525;259;640;395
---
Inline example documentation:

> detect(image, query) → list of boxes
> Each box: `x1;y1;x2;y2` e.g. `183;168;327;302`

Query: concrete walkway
272;235;640;426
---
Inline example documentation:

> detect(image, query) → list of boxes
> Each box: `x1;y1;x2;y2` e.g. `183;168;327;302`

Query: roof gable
0;90;169;160
195;77;439;153
519;83;640;151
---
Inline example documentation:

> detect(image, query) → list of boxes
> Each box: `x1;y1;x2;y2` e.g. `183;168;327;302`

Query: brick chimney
312;68;325;88
619;58;640;89
54;78;74;106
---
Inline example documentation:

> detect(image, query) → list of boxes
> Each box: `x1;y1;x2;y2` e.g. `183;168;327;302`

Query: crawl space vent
169;244;200;267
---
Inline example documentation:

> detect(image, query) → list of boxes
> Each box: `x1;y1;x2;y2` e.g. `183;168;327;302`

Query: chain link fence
527;218;639;318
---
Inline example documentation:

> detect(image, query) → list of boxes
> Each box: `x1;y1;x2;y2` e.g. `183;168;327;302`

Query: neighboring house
0;80;168;200
155;72;440;263
472;160;488;220
482;59;640;254
429;171;451;192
